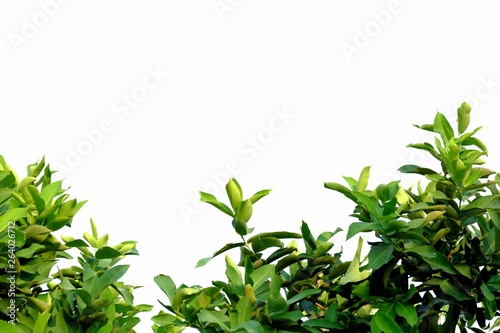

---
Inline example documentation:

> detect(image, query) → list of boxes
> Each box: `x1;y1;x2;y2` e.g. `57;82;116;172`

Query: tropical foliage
153;103;500;332
0;157;151;332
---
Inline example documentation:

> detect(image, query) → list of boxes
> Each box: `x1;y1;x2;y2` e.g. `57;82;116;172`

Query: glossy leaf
372;310;403;333
339;238;370;285
199;191;234;217
398;164;438;175
365;244;394;270
346;222;381;240
226;178;243;211
248;189;272;204
249;264;274;290
395;301;418;327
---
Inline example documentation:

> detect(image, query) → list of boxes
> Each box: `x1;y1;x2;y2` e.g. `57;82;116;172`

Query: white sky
1;1;500;332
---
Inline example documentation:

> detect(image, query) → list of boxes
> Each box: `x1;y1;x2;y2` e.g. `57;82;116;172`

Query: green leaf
372;310;403;333
366;244;394;270
88;265;130;301
270;311;304;321
172;287;200;312
424;253;459;275
232;320;265;333
395;302;418;327
267;273;287;314
398;164;438;175
249;264;274;290
462;195;500;211
316;228;342;246
357;166;371;192
407;143;442;161
439;279;472;301
40;180;62;206
65;239;89;247
339;238;370;285
95;246;122;259
391;231;430;245
301;220;317;252
198;242;246;268
27;185;45;213
247;231;302;243
225;255;243;290
481;282;495;301
16;243;45;258
457;102;472;134
249;189;271;204
346;222;381;240
405;245;437;258
352;192;382;218
195;256;212;268
199;191;234;217
462;137;488;155
487;275;500;291
226;178;243;211
197;309;231;331
286;288;322;305
32;312;51;333
233;218;248;236
433;112;454;142
56;308;69;333
0;207;28;231
251;236;282;253
324;182;357;202
235;199;252;223
235;296;253;324
302;318;345;329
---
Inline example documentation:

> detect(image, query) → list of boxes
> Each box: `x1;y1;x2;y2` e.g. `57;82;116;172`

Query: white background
1;1;500;331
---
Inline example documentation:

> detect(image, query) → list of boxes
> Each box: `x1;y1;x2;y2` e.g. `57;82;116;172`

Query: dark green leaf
286;288;322;305
373;310;403;333
398;164;438;175
95;246;122;259
346;222;381;240
395;302;418;327
251;236;282;253
301;220;317;252
247;231;302;243
365;244;394;270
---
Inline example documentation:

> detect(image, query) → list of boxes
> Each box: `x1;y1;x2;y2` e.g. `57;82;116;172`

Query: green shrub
153;103;500;332
0;157;151;332
3;103;500;332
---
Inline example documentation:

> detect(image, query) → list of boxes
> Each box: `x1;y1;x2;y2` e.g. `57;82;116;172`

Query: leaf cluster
0;158;151;332
153;103;500;333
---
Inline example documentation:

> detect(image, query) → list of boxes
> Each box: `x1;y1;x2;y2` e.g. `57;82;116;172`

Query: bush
0;157;151;332
3;103;500;332
152;103;500;332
